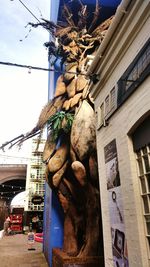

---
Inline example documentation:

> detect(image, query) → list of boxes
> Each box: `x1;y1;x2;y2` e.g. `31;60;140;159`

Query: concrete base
52;248;104;267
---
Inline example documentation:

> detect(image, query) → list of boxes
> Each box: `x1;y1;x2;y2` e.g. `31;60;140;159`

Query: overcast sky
0;0;50;159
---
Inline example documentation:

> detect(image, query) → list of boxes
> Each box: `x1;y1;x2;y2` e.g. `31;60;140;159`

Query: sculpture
0;0;114;258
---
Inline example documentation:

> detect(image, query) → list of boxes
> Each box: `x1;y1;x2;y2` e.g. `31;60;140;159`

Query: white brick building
88;0;150;266
25;138;46;212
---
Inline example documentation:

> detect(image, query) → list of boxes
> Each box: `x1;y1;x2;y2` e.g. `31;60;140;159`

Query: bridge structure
0;164;27;205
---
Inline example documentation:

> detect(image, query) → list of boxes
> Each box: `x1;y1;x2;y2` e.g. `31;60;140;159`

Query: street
0;233;48;267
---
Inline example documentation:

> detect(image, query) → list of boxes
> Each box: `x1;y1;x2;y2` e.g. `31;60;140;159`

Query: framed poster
104;139;129;267
104;139;120;190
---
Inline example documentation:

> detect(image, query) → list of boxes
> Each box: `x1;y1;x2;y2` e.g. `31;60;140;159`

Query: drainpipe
87;0;131;77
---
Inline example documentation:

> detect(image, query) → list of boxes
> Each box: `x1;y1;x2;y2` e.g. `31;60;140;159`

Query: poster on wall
104;139;129;267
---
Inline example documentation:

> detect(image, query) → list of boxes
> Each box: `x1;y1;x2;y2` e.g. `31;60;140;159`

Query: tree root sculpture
0;0;114;258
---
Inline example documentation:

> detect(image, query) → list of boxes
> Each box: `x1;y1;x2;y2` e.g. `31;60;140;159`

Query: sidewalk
0;233;49;267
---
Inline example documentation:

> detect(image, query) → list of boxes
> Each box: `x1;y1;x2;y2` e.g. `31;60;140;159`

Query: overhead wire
18;0;41;23
10;0;41;23
11;0;52;35
0;61;90;78
7;1;94;79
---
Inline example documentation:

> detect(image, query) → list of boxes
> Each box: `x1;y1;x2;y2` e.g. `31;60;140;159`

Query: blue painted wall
43;2;65;266
57;0;121;35
82;0;121;7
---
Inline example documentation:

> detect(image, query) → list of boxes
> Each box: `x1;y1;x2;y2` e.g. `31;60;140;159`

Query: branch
88;0;101;33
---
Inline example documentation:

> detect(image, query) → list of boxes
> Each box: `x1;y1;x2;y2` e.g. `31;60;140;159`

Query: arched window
132;116;150;255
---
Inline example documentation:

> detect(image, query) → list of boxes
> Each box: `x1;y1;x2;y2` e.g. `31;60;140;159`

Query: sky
0;0;50;160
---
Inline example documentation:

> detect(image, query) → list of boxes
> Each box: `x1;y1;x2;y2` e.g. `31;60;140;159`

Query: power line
0;61;89;77
11;0;41;23
10;0;51;35
18;0;41;23
0;61;51;72
7;2;97;81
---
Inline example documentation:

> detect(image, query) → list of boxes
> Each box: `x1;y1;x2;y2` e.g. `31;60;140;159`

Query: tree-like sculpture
0;0;114;258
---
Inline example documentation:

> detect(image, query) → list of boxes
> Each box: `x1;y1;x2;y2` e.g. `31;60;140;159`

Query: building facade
89;0;150;266
24;138;46;228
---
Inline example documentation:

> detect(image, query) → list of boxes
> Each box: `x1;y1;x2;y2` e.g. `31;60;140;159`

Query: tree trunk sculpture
0;0;114;258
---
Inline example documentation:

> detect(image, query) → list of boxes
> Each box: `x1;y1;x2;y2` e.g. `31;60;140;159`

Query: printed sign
104;139;129;267
31;195;44;205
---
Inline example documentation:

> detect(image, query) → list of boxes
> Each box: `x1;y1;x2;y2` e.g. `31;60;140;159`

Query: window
117;38;150;106
96;86;118;129
96;103;104;129
105;95;109;115
136;144;150;256
110;87;116;111
100;103;104;120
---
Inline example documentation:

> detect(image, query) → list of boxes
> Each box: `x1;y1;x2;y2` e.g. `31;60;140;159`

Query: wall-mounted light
90;73;100;84
103;119;109;127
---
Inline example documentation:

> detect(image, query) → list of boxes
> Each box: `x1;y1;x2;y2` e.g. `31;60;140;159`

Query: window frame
117;38;150;107
135;144;150;258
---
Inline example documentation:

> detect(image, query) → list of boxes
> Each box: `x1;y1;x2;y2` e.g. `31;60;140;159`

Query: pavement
0;233;49;267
